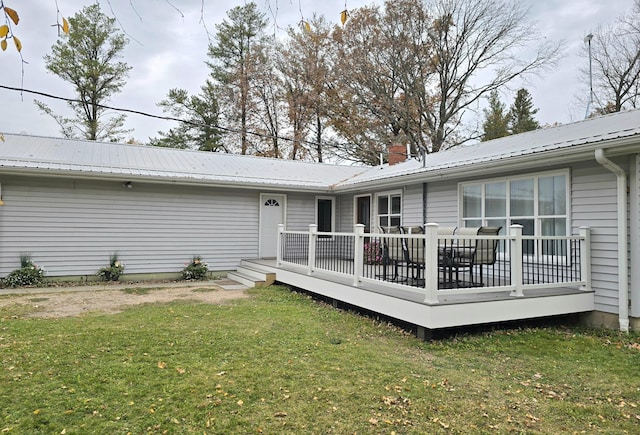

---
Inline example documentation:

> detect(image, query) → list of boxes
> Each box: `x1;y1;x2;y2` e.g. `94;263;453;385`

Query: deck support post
416;326;433;341
276;224;285;267
579;227;591;291
424;223;439;303
510;225;524;297
353;224;365;287
308;224;317;275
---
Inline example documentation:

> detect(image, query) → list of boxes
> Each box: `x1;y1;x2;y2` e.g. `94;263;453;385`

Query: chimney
388;144;407;166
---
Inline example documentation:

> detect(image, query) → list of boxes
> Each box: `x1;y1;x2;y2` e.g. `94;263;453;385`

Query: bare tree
330;0;434;165
325;0;558;165
278;15;335;161
581;4;640;115
251;41;286;158
426;0;559;151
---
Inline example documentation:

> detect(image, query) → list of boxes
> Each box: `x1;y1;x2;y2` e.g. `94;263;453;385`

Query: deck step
239;261;277;284
227;271;264;288
227;264;276;288
236;266;276;285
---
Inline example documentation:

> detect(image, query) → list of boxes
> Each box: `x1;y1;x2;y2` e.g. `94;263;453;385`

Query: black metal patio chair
451;226;502;287
379;226;407;282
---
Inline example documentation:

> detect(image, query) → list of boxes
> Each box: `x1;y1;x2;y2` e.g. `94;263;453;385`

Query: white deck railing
276;223;591;304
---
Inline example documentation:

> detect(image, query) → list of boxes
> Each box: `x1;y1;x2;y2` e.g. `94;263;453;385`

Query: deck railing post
424;223;439;303
510;224;524;297
308;224;317;275
579;227;592;291
353;224;365;287
276;224;285;267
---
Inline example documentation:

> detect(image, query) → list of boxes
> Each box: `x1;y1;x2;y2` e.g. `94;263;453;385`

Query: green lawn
1;286;639;434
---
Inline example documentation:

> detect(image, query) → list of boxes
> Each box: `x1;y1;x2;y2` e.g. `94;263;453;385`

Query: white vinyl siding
402;184;423;225
571;163;622;314
424;181;458;227
337;195;354;232
0;176;258;276
284;193;316;231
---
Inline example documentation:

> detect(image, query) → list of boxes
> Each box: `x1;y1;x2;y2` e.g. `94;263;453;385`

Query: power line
0;84;334;149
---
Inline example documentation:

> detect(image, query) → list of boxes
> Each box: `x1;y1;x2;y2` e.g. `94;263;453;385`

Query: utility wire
0;84;337;149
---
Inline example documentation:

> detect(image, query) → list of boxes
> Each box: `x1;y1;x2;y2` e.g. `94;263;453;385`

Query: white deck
242;259;595;330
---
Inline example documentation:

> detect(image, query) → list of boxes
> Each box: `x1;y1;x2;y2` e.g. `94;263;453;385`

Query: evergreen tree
207;2;268;155
508;88;540;134
150;81;223;152
481;90;510;141
35;4;131;141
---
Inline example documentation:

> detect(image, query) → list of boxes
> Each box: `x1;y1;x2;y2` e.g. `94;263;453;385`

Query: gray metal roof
1;109;638;190
338;108;640;188
0;134;366;191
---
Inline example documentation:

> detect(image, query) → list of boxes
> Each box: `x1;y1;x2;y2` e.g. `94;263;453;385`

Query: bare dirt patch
0;284;249;318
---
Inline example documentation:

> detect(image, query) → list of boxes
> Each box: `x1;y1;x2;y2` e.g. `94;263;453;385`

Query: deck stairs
227;260;277;288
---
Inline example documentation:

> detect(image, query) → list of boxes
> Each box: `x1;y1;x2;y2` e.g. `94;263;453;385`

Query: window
376;191;402;228
355;195;371;228
460;171;569;254
316;197;335;238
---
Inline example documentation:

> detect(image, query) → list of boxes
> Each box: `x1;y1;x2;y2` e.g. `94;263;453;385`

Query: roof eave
333;135;640;192
0;167;335;193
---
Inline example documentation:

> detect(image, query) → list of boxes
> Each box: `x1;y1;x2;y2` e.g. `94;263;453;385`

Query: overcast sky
0;0;633;143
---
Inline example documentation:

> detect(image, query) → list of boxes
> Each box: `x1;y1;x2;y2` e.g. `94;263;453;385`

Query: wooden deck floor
241;259;595;331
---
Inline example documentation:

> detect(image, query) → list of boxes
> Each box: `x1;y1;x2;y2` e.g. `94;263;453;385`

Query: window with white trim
460;171;569;254
376;191;402;228
316;196;335;238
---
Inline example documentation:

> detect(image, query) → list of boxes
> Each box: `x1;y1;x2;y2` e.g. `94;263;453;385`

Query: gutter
595;149;629;332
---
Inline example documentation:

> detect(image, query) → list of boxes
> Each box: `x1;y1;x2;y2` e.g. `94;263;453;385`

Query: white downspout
595;149;629;332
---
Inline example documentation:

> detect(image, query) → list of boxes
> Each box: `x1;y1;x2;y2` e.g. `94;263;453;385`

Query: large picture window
376;191;402;228
460;171;569;254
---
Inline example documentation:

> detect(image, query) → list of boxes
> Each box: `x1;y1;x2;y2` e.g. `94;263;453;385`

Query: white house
1;109;638;332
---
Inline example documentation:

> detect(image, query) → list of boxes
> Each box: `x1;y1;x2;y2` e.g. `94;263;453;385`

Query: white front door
259;193;286;258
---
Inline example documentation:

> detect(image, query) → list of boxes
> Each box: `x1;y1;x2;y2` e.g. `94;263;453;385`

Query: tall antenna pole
584;33;594;119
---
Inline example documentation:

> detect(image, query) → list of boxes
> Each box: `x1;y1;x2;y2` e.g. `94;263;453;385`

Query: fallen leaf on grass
157;361;166;369
432;417;449;429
